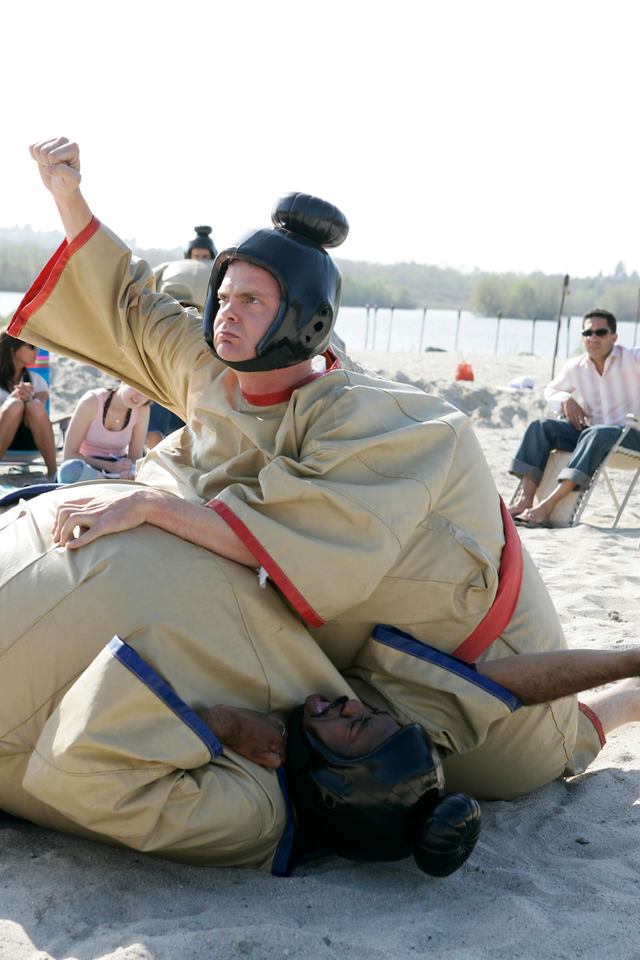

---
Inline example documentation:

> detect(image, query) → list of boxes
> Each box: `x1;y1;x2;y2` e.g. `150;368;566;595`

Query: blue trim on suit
372;624;522;712
108;636;223;758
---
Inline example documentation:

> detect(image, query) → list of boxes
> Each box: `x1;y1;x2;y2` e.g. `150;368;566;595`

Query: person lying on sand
195;641;640;873
18;629;640;878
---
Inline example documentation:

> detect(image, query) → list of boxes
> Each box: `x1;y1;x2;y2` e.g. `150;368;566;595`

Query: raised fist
30;137;81;197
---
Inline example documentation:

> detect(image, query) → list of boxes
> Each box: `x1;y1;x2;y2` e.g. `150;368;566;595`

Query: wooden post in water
565;316;572;356
493;312;502;355
530;316;537;354
364;304;371;350
372;305;379;350
419;306;428;352
454;308;462;352
551;275;570;379
386;305;395;352
634;289;640;348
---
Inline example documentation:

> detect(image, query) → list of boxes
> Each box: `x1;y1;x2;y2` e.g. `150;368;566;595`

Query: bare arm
127;405;151;465
30;137;92;242
52;487;257;567
477;649;640;704
63;394;98;461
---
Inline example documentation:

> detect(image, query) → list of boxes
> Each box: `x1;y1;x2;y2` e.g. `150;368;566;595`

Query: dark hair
583;309;617;333
0;332;32;392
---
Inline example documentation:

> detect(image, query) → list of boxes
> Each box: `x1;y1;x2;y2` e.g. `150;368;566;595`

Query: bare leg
520;478;577;525
146;431;163;449
509;475;538;517
24;400;57;479
580;678;640;734
0;399;26;456
478;648;640;706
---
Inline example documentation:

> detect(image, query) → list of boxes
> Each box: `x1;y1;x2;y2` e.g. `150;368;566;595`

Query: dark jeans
147;403;184;438
510;418;640;490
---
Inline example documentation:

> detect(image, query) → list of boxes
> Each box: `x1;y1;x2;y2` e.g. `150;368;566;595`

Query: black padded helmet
186;225;217;260
203;192;349;372
285;705;481;877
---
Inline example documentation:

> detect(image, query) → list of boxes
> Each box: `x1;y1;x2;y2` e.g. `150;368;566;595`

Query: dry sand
2;350;639;960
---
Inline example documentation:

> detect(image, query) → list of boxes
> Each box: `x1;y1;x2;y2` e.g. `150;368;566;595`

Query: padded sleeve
23;638;287;870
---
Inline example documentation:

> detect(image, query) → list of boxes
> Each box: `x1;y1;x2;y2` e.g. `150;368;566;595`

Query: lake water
3;290;638;360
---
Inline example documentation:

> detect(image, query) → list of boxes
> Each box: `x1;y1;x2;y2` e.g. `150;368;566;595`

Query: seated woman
0;332;57;480
58;381;150;482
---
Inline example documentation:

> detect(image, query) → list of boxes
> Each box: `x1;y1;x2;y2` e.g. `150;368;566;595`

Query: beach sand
2;350;639;960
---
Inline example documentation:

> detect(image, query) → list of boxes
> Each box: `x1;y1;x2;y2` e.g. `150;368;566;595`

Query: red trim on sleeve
207;499;325;627
578;701;607;749
452;498;524;664
9;217;101;338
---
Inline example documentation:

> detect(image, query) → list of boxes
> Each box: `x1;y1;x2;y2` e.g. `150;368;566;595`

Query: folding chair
511;415;640;528
570;415;640;528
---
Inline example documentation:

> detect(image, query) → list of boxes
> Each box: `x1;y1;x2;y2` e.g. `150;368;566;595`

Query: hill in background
2;226;639;322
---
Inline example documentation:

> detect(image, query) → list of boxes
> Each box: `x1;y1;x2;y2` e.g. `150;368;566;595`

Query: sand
1;350;639;960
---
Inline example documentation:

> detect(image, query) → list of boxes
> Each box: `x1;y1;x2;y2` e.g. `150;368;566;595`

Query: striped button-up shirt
544;344;640;427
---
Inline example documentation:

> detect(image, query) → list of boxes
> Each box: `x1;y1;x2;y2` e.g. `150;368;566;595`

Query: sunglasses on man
581;328;611;338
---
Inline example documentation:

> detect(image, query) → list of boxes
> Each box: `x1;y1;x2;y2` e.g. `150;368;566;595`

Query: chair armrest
51;415;71;447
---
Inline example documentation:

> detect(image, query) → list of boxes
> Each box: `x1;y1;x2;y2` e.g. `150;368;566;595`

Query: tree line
2;229;639;323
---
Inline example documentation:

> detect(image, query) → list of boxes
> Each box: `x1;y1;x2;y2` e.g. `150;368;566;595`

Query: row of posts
362;303;640;354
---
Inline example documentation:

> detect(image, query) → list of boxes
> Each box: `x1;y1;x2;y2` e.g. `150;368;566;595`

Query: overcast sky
3;0;639;277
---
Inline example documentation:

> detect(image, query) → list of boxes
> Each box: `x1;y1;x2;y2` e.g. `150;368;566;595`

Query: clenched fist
30;137;81;198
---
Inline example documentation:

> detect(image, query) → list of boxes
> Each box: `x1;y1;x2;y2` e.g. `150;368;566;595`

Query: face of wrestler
213;261;281;363
582;316;617;362
191;247;214;261
302;695;400;758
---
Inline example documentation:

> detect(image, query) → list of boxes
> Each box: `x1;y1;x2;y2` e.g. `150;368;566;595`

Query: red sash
452;499;523;664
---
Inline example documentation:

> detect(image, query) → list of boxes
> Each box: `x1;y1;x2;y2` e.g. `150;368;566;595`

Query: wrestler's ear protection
203;192;349;372
413;792;481;877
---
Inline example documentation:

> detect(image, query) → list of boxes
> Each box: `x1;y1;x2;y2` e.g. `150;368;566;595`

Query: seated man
509;309;640;526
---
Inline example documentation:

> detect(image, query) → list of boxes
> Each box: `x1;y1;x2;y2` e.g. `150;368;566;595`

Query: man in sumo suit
2;137;638;875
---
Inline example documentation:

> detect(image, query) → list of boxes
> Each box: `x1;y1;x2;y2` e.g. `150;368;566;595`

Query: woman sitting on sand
0;332;57;480
58;381;150;482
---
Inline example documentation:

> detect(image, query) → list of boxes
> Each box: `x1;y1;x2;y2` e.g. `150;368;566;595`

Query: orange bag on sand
455;362;474;381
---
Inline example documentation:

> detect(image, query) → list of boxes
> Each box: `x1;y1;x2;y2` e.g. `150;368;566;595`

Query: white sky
3;0;640;277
